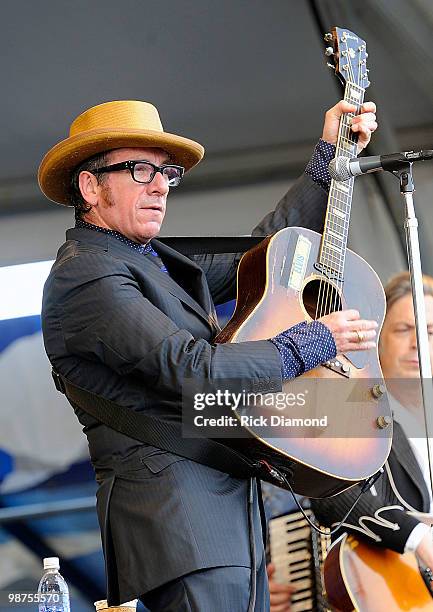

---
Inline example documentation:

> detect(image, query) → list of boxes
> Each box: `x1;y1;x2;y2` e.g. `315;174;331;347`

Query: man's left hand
322;100;377;154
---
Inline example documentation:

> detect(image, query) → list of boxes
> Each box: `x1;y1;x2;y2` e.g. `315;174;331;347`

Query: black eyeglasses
92;160;185;187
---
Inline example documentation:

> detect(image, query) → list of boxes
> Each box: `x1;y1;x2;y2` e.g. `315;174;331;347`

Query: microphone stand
388;162;433;497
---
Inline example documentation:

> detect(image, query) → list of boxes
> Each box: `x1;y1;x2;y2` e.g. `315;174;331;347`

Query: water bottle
37;557;70;612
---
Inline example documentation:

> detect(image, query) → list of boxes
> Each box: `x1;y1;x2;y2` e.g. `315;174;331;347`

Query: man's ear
78;171;100;206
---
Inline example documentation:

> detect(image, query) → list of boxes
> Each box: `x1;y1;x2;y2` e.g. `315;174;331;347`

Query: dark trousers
139;556;270;612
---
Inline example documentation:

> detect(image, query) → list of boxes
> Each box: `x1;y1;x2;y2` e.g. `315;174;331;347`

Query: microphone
328;150;433;182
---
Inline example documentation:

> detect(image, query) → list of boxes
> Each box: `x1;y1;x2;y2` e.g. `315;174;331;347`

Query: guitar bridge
322;359;351;377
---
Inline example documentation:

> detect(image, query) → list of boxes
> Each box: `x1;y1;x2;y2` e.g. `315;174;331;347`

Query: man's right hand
319;309;377;354
416;530;433;569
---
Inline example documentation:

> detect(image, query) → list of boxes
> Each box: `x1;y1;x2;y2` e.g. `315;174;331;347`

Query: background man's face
90;147;170;243
379;292;433;380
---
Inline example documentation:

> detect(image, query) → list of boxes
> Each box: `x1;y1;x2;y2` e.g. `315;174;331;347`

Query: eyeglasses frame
92;159;185;186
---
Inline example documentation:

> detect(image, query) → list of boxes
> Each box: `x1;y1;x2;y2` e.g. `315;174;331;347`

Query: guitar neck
319;81;365;276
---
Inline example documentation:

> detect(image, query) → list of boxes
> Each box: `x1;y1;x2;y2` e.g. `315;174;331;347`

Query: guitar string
332;42;363;318
316;38;366;325
320;42;364;324
321;98;351;316
319;38;353;319
331;47;363;318
315;35;349;320
330;45;359;317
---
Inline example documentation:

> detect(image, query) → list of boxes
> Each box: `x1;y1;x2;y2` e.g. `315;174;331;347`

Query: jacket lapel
66;227;220;333
152;238;221;332
392;420;431;512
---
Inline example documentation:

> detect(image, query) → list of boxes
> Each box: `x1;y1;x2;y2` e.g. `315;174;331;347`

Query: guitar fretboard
319;81;365;276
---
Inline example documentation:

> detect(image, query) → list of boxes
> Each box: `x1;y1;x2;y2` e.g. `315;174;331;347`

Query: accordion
268;509;332;611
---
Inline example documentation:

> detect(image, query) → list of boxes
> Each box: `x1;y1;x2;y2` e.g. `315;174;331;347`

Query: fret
323;242;342;254
319;261;344;275
330;207;346;220
330;193;352;208
320;243;345;259
326;229;343;241
327;218;348;234
318;260;343;275
329;196;350;209
326;221;346;235
327;221;348;234
330;202;350;215
340;113;356;122
336;145;356;156
339;124;355;134
325;228;344;238
330;191;351;204
333;182;351;194
321;246;344;261
348;88;362;102
323;234;344;246
345;81;364;92
330;215;349;226
337;135;357;146
327;223;346;235
327;215;348;230
329;206;349;220
338;134;357;146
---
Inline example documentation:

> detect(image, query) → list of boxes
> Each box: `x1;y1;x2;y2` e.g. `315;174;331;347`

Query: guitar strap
52;369;269;548
51;369;261;480
157;235;266;255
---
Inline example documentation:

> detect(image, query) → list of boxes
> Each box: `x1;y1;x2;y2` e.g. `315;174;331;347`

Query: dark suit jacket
311;421;430;554
42;173;328;604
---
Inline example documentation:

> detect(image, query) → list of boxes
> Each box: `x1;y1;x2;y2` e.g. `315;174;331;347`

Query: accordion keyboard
269;509;332;612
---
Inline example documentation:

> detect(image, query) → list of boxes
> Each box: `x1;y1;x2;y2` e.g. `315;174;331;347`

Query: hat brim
38;127;204;205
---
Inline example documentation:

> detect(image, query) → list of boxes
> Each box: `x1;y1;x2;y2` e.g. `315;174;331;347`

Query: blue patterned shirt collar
75;218;154;255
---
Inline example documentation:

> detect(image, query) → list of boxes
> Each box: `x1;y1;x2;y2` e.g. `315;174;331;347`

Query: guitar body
216;226;392;497
324;533;433;611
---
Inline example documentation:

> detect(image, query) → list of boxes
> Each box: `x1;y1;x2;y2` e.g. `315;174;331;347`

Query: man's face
379;292;433;379
86;147;171;243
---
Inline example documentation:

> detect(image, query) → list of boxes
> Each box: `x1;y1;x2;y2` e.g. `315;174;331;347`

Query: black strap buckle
51;369;66;394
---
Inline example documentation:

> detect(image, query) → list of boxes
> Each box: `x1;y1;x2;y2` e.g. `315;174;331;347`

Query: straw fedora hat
38;100;205;205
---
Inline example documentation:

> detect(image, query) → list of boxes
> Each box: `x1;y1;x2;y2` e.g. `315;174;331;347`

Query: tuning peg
324;47;334;56
326;62;335;69
324;33;333;42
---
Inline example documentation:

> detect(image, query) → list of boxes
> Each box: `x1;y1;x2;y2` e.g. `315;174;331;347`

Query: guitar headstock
324;27;369;90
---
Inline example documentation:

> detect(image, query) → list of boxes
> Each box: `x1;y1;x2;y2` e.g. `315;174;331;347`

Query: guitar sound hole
302;278;342;319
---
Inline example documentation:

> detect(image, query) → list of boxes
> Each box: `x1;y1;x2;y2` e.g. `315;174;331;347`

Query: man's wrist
305;139;336;191
270;320;337;380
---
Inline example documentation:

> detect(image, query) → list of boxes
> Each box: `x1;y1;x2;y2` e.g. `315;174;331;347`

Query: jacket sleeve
311;482;421;554
192;173;329;305
49;252;283;398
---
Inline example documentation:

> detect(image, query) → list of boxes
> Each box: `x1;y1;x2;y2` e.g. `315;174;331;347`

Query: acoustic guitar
215;28;392;498
324;533;433;611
